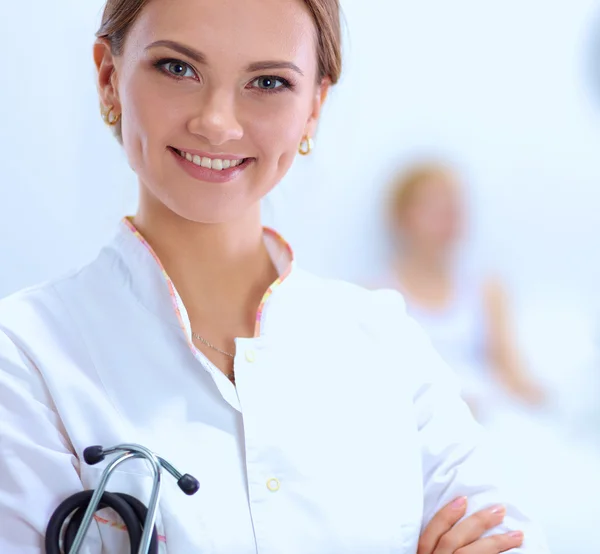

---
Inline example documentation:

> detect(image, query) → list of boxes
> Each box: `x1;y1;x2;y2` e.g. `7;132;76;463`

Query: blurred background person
373;159;600;554
379;161;545;422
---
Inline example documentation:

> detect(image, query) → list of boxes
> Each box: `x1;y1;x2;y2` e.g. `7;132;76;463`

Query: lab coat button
266;478;280;492
245;350;256;363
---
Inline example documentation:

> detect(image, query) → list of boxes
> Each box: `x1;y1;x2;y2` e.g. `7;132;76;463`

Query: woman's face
400;176;465;252
95;0;328;224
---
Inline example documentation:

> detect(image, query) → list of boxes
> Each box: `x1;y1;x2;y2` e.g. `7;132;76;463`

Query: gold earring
101;104;121;126
298;135;314;156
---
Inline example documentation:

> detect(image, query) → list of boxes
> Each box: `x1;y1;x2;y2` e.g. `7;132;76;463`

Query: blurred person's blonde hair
388;162;458;225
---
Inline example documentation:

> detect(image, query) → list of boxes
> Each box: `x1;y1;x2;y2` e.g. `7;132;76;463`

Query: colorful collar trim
121;216;294;338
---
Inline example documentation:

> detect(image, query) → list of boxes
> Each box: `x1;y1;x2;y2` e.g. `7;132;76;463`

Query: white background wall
1;1;600;551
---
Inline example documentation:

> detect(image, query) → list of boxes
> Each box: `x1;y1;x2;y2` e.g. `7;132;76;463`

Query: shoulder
457;259;506;303
0;279;67;334
292;265;404;303
291;268;459;393
481;274;506;300
290;267;413;337
0;281;69;392
0;252;112;351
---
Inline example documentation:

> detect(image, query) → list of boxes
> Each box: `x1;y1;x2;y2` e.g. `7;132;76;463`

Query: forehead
127;0;317;65
413;177;461;203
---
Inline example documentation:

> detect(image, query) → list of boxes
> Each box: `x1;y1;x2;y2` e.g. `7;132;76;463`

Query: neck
402;247;449;274
396;245;452;283
394;246;456;309
133;195;278;338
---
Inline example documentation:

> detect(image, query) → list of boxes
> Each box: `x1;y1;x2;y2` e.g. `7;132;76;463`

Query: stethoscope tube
64;493;154;549
45;444;200;554
45;489;157;554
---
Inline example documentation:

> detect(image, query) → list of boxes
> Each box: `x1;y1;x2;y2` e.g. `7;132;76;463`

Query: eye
160;60;197;79
250;76;288;91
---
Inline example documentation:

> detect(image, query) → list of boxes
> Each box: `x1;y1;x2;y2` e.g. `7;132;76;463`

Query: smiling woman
93;0;335;227
0;0;549;553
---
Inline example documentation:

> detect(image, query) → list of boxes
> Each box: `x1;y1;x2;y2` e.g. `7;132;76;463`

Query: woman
0;1;547;552
383;162;545;421
382;162;600;553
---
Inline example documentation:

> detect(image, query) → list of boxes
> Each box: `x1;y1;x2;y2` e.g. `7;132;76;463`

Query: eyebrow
145;40;304;76
146;40;207;64
245;60;304;76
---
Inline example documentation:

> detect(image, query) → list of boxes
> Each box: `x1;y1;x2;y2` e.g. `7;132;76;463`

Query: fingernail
509;531;524;540
451;496;467;509
488;504;506;516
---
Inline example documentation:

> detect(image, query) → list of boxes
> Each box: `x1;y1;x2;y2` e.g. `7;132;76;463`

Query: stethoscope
45;443;200;554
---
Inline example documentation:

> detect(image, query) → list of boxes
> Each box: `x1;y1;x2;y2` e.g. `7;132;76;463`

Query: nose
187;88;244;146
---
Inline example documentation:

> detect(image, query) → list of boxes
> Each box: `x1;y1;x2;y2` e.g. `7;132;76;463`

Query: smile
169;147;253;183
172;148;248;171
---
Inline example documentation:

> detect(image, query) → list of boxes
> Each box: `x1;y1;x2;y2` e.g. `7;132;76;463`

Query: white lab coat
0;218;548;553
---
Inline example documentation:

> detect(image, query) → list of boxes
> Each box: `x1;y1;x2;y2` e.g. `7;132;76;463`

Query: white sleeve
0;330;102;553
404;317;550;552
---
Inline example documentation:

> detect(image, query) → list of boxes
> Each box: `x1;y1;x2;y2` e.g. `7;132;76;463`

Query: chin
138;159;273;225
164;195;258;226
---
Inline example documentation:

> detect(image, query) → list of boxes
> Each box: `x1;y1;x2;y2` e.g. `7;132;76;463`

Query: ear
304;77;332;138
93;39;121;113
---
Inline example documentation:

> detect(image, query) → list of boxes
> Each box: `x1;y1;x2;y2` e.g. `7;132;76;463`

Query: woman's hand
418;497;524;553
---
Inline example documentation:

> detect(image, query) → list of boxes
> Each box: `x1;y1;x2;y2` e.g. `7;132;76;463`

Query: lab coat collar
107;217;295;344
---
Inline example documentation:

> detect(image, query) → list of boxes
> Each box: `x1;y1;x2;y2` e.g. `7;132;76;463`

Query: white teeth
178;150;245;170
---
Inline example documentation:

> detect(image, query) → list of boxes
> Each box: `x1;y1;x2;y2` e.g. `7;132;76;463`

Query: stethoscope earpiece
83;445;106;465
178;473;201;495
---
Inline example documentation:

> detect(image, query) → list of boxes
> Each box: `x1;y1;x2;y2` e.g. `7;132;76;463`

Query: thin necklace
192;332;235;358
192;332;236;384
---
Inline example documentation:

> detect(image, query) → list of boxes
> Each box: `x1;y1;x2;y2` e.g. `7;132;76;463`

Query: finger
417;497;468;554
456;531;524;554
433;504;506;554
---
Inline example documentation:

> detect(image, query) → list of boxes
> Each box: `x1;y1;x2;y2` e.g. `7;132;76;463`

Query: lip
169;147;253;184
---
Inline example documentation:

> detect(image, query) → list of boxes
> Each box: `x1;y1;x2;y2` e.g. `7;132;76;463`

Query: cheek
119;71;178;147
118;75;154;159
118;73;189;178
406;206;428;227
438;203;462;230
246;95;308;158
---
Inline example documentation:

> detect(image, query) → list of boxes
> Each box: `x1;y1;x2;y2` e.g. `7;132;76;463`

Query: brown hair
96;0;342;84
388;162;457;223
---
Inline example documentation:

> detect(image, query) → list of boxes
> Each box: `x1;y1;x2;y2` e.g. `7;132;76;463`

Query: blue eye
251;76;287;91
159;60;197;79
